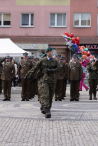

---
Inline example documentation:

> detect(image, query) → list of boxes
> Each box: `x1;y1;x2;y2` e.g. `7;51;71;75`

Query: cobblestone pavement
0;86;98;146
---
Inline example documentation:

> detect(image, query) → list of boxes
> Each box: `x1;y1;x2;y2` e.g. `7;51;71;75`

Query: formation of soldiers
0;47;98;118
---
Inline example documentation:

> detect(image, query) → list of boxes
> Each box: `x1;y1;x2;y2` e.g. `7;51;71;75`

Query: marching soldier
1;56;15;101
69;54;83;101
37;54;47;104
55;55;66;101
18;52;32;101
87;60;98;100
25;48;61;118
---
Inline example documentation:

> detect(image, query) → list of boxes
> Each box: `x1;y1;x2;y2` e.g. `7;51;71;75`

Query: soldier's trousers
38;80;42;102
0;79;2;93
39;82;55;108
89;79;97;97
21;79;30;99
55;80;64;99
63;80;67;97
3;80;11;99
70;80;79;100
30;79;37;97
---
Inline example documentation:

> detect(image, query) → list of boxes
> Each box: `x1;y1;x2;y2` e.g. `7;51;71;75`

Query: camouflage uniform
26;57;61;108
87;62;98;99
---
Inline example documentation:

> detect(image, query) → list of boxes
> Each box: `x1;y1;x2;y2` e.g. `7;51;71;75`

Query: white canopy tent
0;38;31;57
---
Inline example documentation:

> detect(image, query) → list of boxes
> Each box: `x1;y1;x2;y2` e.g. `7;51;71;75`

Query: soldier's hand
44;68;52;72
29;75;32;79
24;76;27;80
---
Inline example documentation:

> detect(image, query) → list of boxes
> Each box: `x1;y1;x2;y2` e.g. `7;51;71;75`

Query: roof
0;36;98;45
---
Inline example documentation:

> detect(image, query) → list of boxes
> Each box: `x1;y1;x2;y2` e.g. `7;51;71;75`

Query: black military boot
21;99;25;101
89;96;92;100
40;106;46;114
59;99;62;101
26;99;29;101
45;107;51;118
3;99;7;101
94;97;97;100
55;98;57;101
62;97;65;100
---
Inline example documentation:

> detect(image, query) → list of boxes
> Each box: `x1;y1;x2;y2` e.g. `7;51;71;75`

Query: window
97;0;98;7
21;14;34;27
0;14;1;25
97;13;98;36
74;13;91;27
50;13;66;27
0;14;11;27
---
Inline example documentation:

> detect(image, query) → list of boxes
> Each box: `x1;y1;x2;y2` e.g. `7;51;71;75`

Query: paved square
0;85;98;146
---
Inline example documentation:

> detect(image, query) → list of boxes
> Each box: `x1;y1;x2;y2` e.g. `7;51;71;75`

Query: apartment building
0;0;98;61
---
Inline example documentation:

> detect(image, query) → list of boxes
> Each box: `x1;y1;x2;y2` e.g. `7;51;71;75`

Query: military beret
34;58;39;61
61;57;66;60
39;54;43;57
46;47;53;53
41;53;47;58
28;56;32;59
56;55;61;58
23;52;28;56
31;56;34;59
72;54;77;58
5;56;11;59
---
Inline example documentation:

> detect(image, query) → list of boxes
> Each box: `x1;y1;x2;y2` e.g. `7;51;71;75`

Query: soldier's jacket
69;61;83;81
87;63;98;79
1;62;15;81
56;61;66;80
18;59;32;79
26;57;62;83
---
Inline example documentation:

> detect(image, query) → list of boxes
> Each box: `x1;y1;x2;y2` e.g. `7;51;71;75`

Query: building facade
0;0;98;62
70;0;98;59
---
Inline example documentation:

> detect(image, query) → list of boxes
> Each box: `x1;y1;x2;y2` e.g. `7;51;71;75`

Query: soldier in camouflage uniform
87;60;98;100
37;54;47;109
25;48;61;118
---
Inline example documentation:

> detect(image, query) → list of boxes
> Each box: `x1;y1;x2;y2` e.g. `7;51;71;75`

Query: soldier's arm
68;62;71;79
30;61;33;69
25;60;42;77
63;62;66;78
18;62;21;77
66;64;69;79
